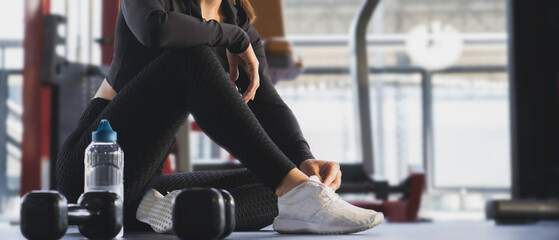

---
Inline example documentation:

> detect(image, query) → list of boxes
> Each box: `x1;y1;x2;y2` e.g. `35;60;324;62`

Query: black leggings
56;46;299;231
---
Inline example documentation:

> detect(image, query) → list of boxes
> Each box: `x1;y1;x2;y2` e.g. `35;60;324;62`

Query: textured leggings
55;46;298;231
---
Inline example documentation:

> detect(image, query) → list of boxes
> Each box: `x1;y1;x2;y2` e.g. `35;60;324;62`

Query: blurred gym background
0;0;558;230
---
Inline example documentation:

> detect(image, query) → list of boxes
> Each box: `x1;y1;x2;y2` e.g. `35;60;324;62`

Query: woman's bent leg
57;46;301;229
173;47;298;190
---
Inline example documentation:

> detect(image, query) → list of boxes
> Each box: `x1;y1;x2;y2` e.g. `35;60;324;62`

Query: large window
279;0;510;217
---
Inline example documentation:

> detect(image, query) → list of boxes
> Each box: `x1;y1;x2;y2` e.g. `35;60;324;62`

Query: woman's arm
241;23;342;190
236;23;315;168
120;0;249;53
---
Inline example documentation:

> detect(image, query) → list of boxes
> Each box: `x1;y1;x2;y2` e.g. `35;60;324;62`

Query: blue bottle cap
92;119;117;142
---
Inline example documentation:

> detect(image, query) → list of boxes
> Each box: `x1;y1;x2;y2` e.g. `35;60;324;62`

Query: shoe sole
273;213;384;234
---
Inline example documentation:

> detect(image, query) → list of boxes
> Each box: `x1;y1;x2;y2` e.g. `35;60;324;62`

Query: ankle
275;168;309;197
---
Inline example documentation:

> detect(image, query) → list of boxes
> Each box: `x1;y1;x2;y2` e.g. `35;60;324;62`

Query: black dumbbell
172;188;235;240
20;191;123;240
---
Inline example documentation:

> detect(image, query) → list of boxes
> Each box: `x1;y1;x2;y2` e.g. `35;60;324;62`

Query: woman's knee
142;46;226;90
160;46;223;70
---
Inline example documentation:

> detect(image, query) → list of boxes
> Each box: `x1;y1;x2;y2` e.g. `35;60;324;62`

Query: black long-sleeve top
106;0;315;167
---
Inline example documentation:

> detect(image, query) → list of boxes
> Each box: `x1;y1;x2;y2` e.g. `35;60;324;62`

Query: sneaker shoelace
308;176;342;205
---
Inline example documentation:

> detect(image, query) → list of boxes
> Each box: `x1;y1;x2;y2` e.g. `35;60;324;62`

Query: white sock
273;175;383;234
136;189;180;233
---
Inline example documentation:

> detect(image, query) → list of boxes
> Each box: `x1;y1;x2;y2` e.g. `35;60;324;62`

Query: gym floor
2;221;558;240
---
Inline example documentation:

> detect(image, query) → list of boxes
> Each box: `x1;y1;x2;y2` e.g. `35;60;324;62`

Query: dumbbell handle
68;204;99;225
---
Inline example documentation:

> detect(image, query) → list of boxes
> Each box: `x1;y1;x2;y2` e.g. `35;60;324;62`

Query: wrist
301;159;314;164
299;159;315;169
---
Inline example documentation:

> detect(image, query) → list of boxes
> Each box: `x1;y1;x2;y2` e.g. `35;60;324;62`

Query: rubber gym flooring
2;221;558;240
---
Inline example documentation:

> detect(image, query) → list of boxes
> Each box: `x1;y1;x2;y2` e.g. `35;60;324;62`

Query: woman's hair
231;0;256;23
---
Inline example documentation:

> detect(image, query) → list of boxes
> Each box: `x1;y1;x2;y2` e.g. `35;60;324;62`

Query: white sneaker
273;176;384;234
136;189;181;233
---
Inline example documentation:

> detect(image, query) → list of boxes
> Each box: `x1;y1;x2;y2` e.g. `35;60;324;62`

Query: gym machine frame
339;0;426;222
41;15;107;189
485;0;559;224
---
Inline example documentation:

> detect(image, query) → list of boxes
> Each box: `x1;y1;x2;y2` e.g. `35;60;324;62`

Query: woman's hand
227;44;260;103
300;159;342;191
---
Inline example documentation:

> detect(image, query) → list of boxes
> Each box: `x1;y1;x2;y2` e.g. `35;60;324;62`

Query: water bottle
84;119;124;237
